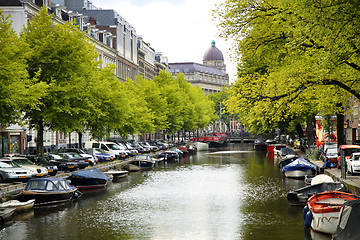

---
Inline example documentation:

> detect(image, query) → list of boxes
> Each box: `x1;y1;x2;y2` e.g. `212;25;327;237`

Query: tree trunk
36;120;44;156
337;113;345;146
295;123;304;140
78;132;83;149
306;115;316;147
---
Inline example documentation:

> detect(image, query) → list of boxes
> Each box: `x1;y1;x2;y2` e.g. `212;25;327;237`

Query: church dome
203;40;224;61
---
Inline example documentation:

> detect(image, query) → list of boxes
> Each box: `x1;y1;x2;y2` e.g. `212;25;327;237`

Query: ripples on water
0;144;328;240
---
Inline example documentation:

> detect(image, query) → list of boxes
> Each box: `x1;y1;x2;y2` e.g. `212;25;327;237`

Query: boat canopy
281;157;318;173
333;199;360;240
134;155;154;161
25;178;73;191
70;168;110;181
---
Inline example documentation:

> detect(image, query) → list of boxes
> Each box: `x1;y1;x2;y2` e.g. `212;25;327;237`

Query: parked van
337;145;360;169
85;142;128;159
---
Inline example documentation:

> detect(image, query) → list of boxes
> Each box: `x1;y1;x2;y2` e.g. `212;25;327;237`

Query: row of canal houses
0;0;171;155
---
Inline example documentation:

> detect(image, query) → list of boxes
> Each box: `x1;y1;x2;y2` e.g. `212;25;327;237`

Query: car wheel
351;167;354;175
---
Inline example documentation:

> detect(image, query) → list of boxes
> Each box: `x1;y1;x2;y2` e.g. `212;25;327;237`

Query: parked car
0;160;32;182
129;142;149;154
323;148;338;164
293;139;300;149
1;157;48;177
85;148;115;163
57;153;89;169
56;148;96;165
23;155;58;176
140;142;159;152
337;145;360;169
122;142;138;156
86;142;128;159
45;153;79;171
347;152;360;175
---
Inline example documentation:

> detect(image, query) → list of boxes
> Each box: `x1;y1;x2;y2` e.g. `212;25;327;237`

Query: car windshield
327;148;337;154
68;153;82;158
95;148;106;154
107;144;121;150
50;154;65;160
1;160;21;168
344;148;360;156
353;155;360;161
0;162;14;168
13;158;35;165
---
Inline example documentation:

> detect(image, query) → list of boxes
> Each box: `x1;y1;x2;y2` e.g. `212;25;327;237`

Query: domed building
169;41;229;95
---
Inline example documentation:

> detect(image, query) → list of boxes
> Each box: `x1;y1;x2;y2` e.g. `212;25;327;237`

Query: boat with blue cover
67;168;111;190
281;157;318;178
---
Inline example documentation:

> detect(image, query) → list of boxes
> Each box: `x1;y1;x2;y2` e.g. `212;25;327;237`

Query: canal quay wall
296;150;360;196
0;159;131;201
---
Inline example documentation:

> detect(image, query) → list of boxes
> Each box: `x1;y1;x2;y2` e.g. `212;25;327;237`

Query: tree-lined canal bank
0;144;327;240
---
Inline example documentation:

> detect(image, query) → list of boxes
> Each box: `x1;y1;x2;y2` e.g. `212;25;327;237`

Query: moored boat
193;141;209;151
68;168;111;191
128;154;156;171
304;191;360;235
0;208;15;223
18;178;81;206
104;170;128;179
281;157;318;178
286;182;346;206
0;199;35;212
278;155;299;169
333;199;360;240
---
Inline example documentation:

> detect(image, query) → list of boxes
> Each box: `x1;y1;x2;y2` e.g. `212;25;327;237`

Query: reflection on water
0;144;331;240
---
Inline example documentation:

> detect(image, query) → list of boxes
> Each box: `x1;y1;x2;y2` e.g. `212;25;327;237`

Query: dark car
23;155;58;176
45;153;79;171
129;142;148;154
57;153;90;169
140;142;159;152
56;148;96;165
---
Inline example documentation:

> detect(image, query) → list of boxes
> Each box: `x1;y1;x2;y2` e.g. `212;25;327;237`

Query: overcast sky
91;0;237;82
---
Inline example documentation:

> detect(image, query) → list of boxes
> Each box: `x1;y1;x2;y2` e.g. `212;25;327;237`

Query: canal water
0;143;331;240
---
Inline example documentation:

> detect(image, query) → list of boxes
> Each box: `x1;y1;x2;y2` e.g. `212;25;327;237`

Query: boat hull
311;211;340;235
307;191;360;235
0;199;35;211
18;190;77;206
69;178;107;190
284;169;313;178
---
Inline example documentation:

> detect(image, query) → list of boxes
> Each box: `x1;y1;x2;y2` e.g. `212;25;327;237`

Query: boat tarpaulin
70;168;110;181
281;157;318;173
333;199;360;240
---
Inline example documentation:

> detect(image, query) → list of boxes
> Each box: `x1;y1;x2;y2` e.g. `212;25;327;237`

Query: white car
0;161;32;182
1;157;48;177
346;152;360;175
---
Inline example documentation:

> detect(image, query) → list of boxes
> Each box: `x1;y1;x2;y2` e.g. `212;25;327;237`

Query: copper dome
203;40;224;61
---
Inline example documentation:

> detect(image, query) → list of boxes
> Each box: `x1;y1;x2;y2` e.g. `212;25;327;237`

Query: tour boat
68;168;111;191
281;157;318;178
18;178;81;206
304;191;360;235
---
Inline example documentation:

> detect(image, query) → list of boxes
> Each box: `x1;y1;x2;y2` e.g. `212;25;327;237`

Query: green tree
215;0;360;143
21;7;100;155
0;10;46;126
